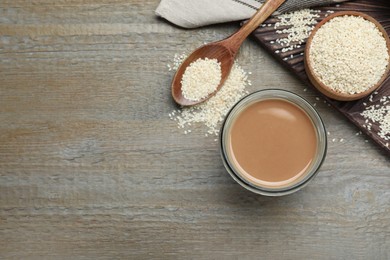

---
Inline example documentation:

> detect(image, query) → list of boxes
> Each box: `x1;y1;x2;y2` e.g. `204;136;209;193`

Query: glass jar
220;89;327;196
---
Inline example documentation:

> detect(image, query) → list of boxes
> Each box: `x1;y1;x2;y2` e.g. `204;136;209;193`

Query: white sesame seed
361;99;390;142
181;58;222;101
169;53;250;136
274;9;320;48
309;15;389;94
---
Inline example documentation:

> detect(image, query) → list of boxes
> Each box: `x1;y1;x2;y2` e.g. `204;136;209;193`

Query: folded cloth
156;0;349;28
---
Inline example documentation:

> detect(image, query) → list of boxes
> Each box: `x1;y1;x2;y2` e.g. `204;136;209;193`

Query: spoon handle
224;0;286;52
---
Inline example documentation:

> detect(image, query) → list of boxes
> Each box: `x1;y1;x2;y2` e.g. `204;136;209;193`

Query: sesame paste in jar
228;99;317;188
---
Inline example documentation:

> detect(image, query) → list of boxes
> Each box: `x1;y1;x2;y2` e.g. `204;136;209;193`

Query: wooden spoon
172;0;286;106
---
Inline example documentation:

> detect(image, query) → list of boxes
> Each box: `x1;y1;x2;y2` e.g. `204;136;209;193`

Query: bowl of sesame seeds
304;11;390;101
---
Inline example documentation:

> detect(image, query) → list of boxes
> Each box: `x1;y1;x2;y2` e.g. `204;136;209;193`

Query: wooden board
251;0;390;155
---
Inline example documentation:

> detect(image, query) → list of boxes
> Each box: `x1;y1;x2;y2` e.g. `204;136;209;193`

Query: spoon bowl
172;43;235;106
171;0;286;106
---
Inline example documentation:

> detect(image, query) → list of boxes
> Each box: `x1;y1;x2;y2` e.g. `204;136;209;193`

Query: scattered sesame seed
274;9;320;48
169;53;250;138
361;98;390;141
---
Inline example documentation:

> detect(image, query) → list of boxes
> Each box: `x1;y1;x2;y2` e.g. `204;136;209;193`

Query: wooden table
1;1;389;258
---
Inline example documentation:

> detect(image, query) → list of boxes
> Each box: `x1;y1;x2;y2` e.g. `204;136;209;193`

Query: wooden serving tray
250;0;390;156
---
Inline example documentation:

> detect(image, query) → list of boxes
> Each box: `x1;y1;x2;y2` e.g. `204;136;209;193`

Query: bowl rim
304;11;390;101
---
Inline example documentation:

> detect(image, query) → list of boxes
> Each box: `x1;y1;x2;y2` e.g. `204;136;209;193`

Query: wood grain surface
0;0;389;259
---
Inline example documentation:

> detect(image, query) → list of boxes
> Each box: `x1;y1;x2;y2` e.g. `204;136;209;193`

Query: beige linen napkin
156;0;348;28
